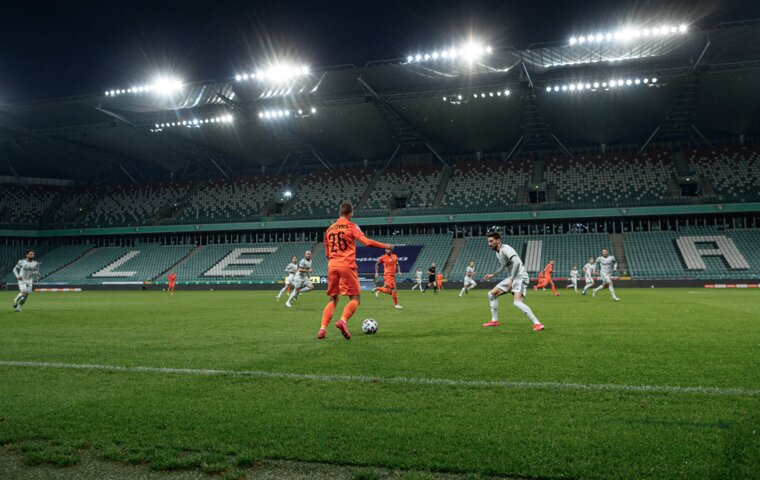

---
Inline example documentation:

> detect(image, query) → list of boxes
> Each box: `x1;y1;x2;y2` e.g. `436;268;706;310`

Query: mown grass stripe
2;360;758;397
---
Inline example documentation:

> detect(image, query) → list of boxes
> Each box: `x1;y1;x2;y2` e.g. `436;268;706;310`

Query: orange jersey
168;273;176;283
544;263;553;276
378;253;398;276
325;216;388;268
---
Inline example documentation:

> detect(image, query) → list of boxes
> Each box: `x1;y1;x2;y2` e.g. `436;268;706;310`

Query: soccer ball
362;318;378;334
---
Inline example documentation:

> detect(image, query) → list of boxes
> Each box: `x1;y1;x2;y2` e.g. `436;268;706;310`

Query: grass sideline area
1;288;758;479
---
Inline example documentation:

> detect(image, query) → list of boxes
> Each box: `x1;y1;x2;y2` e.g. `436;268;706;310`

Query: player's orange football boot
335;319;351;339
482;320;500;327
317;328;326;340
532;323;545;331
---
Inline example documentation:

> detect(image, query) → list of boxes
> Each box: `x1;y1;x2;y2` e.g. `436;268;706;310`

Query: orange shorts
383;275;396;289
168;282;176;288
326;265;361;297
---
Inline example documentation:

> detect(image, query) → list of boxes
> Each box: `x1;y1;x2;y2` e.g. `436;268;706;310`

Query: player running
459;260;477;297
12;250;39;312
373;246;403;309
285;251;315;308
436;272;444;291
423;263;438;294
167;271;177;295
318;203;390;340
411;269;424;292
482;232;544;331
582;257;595;295
276;256;299;301
566;266;579;293
592;249;620;301
543;260;559;296
533;271;546;291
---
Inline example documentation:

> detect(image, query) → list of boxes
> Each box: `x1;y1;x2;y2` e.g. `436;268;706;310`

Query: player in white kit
276;256;299;301
581;257;595;295
482;232;544;331
12;250;39;312
459;260;477;297
285;250;315;308
566;266;579;292
411;270;424;291
592;249;620;301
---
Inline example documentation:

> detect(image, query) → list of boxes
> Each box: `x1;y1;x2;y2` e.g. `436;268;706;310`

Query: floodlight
634;78;641;84
651;77;657;83
298;109;303;114
441;50;449;58
585;83;591;89
578;36;586;44
155;124;160;129
407;55;413;62
442;96;447;101
457;95;462;100
424;54;430;60
626;79;632;85
284;191;292;198
546;86;552;92
486;46;493;54
235;74;242;81
593;82;599;88
643;78;649;84
554;86;560;92
561;85;568;91
480;93;485;98
679;24;687;33
569;37;577;45
432;51;439;59
569;84;576;91
415;54;422;62
595;34;603;42
153;77;183;95
310;107;317;114
489;92;494;97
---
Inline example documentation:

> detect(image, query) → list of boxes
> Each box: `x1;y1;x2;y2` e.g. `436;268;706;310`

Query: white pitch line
1;360;758;397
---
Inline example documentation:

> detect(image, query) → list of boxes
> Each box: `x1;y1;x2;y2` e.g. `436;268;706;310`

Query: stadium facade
1;20;759;288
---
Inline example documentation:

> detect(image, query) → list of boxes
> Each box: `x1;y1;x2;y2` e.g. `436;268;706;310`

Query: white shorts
464;276;477;288
570;277;578;284
294;277;313;290
285;274;296;286
600;274;613;285
495;275;528;297
18;280;33;294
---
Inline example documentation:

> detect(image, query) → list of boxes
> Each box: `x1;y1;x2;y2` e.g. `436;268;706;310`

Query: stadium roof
1;20;760;182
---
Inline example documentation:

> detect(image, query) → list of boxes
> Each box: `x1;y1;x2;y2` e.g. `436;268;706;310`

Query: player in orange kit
373;246;403;309
167;271;177;295
533;271;545;291
318;202;391;340
436;272;444;291
543;260;559;296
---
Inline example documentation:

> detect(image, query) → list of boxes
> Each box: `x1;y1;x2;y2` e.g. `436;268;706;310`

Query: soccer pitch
1;288;758;479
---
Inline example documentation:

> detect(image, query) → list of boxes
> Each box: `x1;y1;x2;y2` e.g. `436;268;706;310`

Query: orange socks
340;299;359;322
321;302;336;329
391;291;398;305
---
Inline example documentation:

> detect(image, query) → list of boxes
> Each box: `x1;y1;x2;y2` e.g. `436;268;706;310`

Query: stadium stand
43;244;194;284
364;166;443;212
441;160;531;213
625;227;760;279
171;242;314;283
0;184;62;227
286;169;372;218
544;151;675;208
81;183;191;227
175;175;296;224
688;147;760;202
450;234;613;279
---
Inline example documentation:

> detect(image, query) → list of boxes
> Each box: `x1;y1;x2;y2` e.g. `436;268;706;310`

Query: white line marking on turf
1;360;758;397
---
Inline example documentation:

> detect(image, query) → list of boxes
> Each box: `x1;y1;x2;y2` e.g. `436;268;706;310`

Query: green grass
1;287;758;479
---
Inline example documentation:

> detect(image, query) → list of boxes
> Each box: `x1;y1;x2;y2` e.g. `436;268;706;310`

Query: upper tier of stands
544;151;674;208
3;147;760;228
286;170;372;219
687;147;760;202
442;160;531;213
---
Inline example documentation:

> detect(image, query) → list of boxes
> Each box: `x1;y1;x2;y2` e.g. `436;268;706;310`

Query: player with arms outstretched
286;251;315;308
167;271;177;295
318;203;390;340
582;257;595;295
592;249;620;301
276;256;299;301
459;260;477;297
482;232;544;331
373;246;403;309
12;250;39;312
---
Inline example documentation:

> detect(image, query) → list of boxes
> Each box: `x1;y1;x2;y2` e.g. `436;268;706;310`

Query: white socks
276;286;289;299
609;285;617;299
14;293;24;305
488;292;499;321
514;300;540;325
300;285;314;294
287;289;298;303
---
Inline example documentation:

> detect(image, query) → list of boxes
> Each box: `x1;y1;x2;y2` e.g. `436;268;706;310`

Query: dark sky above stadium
1;0;758;103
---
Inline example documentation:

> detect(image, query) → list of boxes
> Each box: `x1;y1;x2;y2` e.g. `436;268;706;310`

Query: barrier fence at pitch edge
703;284;760;288
34;288;82;292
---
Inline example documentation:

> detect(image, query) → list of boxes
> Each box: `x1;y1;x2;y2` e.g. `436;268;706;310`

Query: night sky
1;0;758;103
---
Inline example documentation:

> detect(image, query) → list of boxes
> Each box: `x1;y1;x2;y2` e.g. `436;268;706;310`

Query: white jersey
297;258;312;280
13;259;39;282
583;262;595;280
569;268;579;280
415;271;422;282
465;265;475;279
495;244;528;280
286;262;298;276
595;256;618;277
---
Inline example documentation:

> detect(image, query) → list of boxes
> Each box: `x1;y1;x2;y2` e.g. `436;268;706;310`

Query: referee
424;262;438;294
